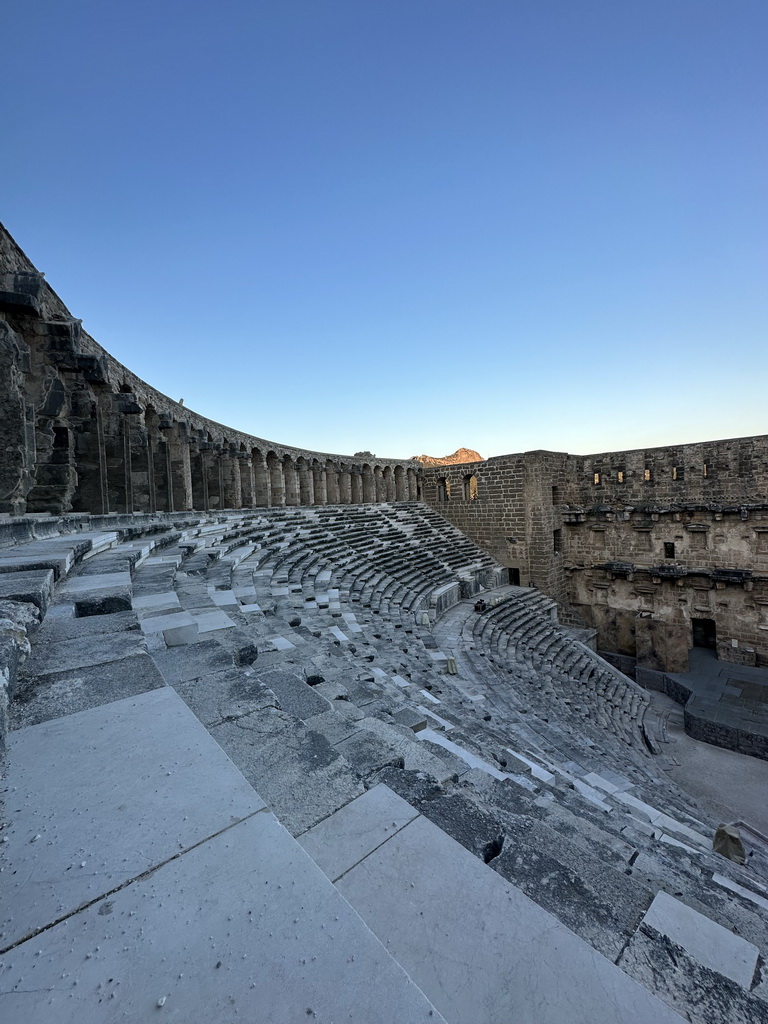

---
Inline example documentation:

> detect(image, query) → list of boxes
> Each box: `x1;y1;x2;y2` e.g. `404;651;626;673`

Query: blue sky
3;1;766;459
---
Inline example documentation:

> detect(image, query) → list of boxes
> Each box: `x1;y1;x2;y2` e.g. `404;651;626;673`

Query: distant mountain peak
410;448;484;466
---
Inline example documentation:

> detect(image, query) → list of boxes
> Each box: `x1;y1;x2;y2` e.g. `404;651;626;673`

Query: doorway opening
691;617;717;651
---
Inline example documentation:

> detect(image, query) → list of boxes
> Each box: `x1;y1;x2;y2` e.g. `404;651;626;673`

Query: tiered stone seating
2;505;768;1024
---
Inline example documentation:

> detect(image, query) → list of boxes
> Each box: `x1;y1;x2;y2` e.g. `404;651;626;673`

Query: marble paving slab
0;688;263;951
299;783;419;882
641;891;759;988
0;794;445;1024
335;812;686;1024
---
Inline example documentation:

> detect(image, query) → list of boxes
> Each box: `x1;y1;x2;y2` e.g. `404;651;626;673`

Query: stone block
61;570;133;616
336;813;685;1024
0;569;55;614
140;611;199;646
299;783;419;881
640;891;759;988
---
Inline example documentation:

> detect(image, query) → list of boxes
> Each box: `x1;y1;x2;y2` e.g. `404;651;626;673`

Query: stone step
299;784;686;1024
0;689;446;1024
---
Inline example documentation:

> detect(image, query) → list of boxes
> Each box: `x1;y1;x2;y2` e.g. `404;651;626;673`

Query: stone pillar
325;462;339;504
351;471;363;504
240;453;255;507
254;452;271;506
268;454;285;506
169;428;193;511
361;466;374;503
220;447;241;509
284;458;299;506
384;467;396;502
313;463;327;505
338;468;352;504
395;466;406;502
123;418;134;513
374;466;385;502
0;322;33;514
163;437;174;511
298;459;314;505
407;468;418;501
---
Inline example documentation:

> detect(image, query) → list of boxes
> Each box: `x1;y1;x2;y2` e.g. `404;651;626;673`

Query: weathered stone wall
419;451;569;599
422;441;768;671
0;224;419;516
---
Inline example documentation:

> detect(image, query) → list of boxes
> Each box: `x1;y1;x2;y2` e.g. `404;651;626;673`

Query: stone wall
0;224;419;516
422;441;768;672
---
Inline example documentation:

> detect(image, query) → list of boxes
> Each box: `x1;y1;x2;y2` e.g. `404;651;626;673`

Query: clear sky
3;1;766;460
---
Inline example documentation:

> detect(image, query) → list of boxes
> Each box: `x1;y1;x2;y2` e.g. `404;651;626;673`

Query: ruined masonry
1;222;767;1024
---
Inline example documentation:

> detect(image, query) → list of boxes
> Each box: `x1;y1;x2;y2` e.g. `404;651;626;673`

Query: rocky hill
410;447;483;466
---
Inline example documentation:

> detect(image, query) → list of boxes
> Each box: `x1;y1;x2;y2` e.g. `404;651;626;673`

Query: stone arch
463;472;479;501
407;467;418;501
382;465;395;502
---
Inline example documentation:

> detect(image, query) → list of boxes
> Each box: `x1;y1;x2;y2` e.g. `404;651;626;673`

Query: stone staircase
2;505;768;1023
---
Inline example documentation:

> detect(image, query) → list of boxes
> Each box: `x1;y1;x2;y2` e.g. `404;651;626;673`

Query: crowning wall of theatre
3;221;767;676
0;226;419;519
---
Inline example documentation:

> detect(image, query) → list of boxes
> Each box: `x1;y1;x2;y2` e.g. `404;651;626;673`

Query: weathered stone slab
1;687;263;950
140;611;198;645
151;636;235;683
336;814;686;1024
640;891;759;988
21;630;147;677
190;608;235;632
257;668;331;721
336;718;457;783
60;570;133;616
0;569;55;614
31;608;139;644
0;813;446;1024
211;708;365;836
132;590;181;613
299;783;419;881
170;666;277;728
11;651;166;728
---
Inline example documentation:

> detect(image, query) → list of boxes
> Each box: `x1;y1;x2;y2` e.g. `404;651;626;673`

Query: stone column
240;453;255;507
338;468;352;504
268;454;285;506
254;452;271;506
313;463;327;505
284;458;299;506
325;462;339;504
298;459;314;505
351;471;363;504
395;466;406;502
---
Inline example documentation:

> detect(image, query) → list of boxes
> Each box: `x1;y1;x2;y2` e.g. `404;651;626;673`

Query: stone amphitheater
1;222;767;1023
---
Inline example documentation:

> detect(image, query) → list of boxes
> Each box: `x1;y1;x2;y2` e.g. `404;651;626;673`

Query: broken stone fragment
712;823;746;865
